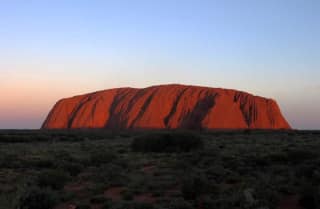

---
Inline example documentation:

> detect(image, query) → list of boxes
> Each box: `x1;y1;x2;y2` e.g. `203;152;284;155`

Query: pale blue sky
0;0;319;129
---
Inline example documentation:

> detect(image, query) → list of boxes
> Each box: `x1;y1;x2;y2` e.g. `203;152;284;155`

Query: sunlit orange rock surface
42;84;291;129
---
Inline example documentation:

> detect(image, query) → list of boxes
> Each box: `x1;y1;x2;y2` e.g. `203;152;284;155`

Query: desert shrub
24;157;55;169
166;198;193;209
243;129;252;135
90;195;108;204
299;183;320;209
77;203;91;209
58;134;85;142
295;164;317;179
0;134;52;143
91;163;127;185
0;192;16;209
89;149;117;166
122;190;134;200
268;149;319;164
49;151;84;175
205;165;227;183
15;185;59;209
131;202;154;209
56;161;83;176
287;149;319;163
37;169;70;190
108;201;154;209
181;174;210;200
58;135;73;141
201;196;216;209
52;150;75;161
0;135;31;143
225;172;242;184
247;154;271;167
268;152;289;163
0;153;21;168
131;132;203;153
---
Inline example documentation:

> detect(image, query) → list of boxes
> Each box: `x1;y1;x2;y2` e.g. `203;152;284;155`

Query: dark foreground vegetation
0;129;320;209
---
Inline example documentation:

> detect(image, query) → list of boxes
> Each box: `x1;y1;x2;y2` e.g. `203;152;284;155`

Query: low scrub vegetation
0;130;319;209
36;169;70;190
131;132;203;153
14;184;59;209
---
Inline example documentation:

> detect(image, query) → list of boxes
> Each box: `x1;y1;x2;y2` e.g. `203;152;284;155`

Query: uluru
42;84;291;130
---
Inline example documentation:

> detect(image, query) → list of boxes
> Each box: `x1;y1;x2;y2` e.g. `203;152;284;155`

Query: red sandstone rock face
42;84;291;129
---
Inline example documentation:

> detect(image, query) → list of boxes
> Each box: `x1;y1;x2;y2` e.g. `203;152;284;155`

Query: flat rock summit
42;84;291;130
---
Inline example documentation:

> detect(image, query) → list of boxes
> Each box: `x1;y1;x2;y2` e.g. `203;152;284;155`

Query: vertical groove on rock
89;97;101;124
129;88;158;128
235;93;250;127
67;96;91;128
105;89;134;129
267;100;275;128
180;92;217;129
163;87;189;128
124;88;151;119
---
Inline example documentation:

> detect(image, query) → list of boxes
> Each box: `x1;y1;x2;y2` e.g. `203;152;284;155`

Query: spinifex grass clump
131;132;203;153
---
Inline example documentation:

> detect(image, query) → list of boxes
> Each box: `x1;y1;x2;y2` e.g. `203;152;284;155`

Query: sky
0;0;319;129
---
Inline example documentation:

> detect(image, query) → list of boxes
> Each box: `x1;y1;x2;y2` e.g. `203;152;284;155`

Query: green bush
89;149;117;166
122;190;134;200
57;161;83;176
93;164;126;184
268;149;319;164
0;153;21;168
131;132;203;153
37;169;70;190
90;195;108;204
201;196;216;209
25;157;55;169
102;202;111;209
299;183;320;209
287;149;319;163
108;201;154;209
15;185;59;209
167;198;193;209
0;134;52;143
181;174;210;200
76;203;91;209
131;202;154;209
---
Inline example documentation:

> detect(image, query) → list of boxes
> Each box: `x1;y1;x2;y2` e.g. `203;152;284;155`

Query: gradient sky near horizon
0;0;319;129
